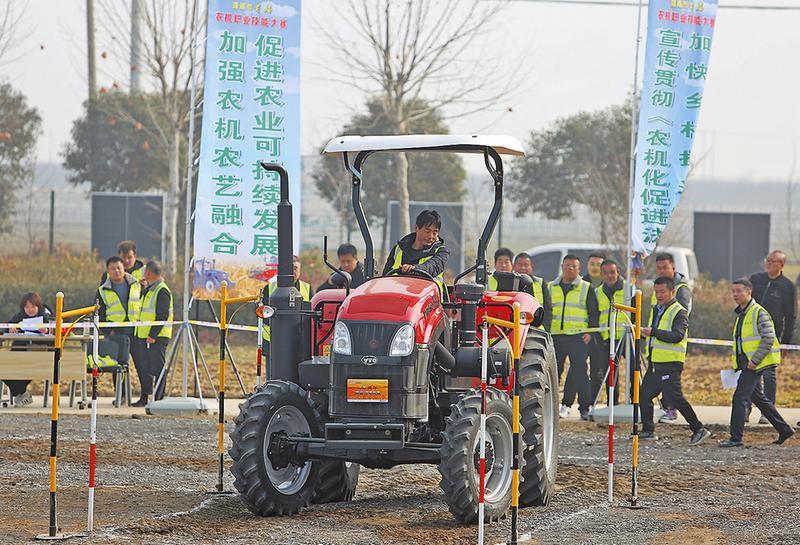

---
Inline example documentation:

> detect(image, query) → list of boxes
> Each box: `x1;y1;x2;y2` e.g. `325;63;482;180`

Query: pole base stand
145;397;213;416
206;489;237;497
34;532;86;541
495;533;536;545
621;500;646;510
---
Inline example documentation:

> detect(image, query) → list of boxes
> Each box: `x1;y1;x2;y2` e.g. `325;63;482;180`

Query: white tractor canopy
322;134;525;157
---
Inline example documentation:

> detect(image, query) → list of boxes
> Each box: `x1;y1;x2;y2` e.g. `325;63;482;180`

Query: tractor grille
347;321;401;356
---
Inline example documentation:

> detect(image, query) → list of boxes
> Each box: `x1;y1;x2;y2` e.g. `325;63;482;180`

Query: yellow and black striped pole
37;294;96;540
214;281;229;493
510;302;522;544
630;289;643;507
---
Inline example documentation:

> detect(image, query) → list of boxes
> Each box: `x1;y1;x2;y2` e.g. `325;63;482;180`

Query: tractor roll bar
340;143;506;284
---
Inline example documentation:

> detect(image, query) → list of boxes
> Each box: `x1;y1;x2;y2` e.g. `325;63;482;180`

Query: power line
506;0;800;10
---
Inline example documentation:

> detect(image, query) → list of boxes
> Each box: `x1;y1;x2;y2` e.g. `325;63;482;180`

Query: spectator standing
97;256;141;394
133;261;173;407
3;292;52;406
582;253;606;288
101;240;145;283
317;243;366;292
590;259;628;407
652;252;693;422
640;277;711;446
549;254;599;420
513;252;552;331
719;279;794;447
749;250;796;422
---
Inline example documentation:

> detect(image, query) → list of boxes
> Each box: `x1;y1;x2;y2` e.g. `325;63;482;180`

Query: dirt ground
2;414;799;545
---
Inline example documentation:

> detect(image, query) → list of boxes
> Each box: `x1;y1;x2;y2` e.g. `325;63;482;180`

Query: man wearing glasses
748;251;796;420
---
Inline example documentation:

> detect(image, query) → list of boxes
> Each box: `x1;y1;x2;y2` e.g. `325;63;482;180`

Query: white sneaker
13;391;33;407
559;404;570;418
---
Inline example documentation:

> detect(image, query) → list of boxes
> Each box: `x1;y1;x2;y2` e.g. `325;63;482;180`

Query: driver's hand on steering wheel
400;264;416;273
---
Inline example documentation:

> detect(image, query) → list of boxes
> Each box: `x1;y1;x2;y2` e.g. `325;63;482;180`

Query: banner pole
181;0;201;399
625;0;645;301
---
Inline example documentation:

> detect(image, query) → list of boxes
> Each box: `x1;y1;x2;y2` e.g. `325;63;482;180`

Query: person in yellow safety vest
589;259;627;407
651;252;692;423
132;260;173;407
513;252;552;331
719;279;794;447
639;276;711;445
382;209;450;299
97;255;141;401
262;255;314;362
549;254;599;421
100;240;145;284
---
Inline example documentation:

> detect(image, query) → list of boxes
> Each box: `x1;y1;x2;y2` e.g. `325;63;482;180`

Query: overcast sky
5;0;800;181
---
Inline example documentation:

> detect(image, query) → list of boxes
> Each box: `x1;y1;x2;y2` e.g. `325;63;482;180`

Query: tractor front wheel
518;329;559;507
229;381;320;516
438;387;517;523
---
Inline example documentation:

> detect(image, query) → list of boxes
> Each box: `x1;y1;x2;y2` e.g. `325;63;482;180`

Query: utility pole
87;0;97;100
130;0;143;91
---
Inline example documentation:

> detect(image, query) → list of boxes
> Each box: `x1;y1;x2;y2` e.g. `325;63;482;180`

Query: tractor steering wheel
385;267;436;282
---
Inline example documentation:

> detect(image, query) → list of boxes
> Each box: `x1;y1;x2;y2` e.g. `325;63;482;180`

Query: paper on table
20;316;44;333
720;369;741;390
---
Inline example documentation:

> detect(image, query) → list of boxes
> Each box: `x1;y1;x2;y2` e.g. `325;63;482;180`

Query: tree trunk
164;127;181;273
397;151;410;235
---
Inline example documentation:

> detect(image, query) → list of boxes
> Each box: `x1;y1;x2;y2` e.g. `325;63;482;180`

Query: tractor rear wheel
518;328;559;507
438;387;516;523
229;380;320;516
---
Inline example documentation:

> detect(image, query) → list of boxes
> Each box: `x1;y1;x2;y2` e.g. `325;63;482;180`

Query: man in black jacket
382;209;450;283
749;250;796;413
318;243;366;292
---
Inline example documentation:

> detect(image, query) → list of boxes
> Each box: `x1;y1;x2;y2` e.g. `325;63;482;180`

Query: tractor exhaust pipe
260;162;302;383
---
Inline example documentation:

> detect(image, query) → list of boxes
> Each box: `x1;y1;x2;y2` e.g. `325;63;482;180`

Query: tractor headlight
333;321;352;355
389;324;415;357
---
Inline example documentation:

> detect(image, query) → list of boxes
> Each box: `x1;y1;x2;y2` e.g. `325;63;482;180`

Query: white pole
256;316;263;387
608;309;617;504
477;320;488;545
181;0;201;398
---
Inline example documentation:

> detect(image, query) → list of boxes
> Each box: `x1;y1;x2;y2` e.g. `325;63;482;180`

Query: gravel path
1;414;798;544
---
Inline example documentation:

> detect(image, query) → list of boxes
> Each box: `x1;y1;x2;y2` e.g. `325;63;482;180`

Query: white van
521;243;699;284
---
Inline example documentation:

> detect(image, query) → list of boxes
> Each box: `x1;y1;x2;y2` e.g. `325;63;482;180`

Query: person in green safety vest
652;252;693;423
589;259;627;408
97;255;141;401
718;279;794;447
639;276;711;446
100;240;145;284
262;255;313;363
382;209;450;299
513;252;552;331
132;260;173;407
549;254;599;421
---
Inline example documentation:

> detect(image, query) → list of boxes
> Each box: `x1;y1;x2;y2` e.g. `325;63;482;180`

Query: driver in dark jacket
382;209;450;280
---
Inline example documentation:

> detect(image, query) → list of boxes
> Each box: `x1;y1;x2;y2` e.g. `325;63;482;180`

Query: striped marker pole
607;309;617;504
88;307;99;532
630;290;642;507
256;316;263;388
215;281;228;494
510;302;522;545
478;318;489;545
45;293;64;538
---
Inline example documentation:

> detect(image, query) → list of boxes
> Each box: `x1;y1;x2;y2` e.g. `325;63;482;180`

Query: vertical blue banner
193;1;301;299
631;0;718;257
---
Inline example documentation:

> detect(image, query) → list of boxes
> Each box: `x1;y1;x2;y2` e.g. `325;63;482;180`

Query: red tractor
229;135;559;523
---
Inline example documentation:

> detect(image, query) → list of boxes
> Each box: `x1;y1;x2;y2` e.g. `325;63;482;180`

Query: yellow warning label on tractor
347;379;389;403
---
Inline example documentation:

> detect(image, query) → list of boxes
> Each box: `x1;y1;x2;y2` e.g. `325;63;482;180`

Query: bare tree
0;3;25;66
321;0;517;234
97;0;202;273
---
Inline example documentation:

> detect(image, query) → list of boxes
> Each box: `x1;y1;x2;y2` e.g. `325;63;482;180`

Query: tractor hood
337;276;444;343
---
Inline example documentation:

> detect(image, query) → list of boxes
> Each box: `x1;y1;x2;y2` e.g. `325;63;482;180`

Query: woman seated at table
3;292;52;406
